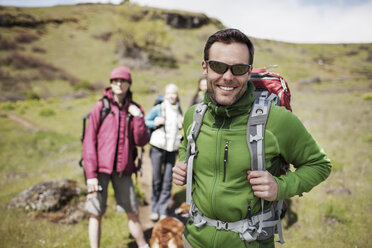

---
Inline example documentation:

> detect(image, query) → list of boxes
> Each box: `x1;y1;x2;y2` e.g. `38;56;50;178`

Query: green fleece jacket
178;81;331;248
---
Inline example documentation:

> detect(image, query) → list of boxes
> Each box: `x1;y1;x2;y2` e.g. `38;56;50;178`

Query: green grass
278;80;372;248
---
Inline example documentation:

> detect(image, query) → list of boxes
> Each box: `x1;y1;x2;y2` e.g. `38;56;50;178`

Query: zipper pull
223;141;229;182
224;141;228;164
248;201;252;219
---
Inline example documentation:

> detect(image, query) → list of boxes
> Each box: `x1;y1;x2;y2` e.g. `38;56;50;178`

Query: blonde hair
165;83;180;103
165;83;179;93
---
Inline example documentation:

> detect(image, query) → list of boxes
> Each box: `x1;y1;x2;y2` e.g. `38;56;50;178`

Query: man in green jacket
172;28;331;248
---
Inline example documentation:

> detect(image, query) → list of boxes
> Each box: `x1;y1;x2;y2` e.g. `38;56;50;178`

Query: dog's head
150;217;184;248
174;202;190;218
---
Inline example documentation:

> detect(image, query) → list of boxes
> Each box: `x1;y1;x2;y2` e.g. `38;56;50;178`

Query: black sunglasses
207;60;251;76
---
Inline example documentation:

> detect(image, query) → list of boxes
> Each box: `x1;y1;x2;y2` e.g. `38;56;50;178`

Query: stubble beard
208;80;247;106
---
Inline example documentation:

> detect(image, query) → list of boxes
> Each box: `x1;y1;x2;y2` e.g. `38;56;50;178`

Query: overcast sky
1;0;371;44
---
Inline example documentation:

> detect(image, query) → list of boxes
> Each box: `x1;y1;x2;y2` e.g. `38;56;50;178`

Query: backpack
79;96;144;181
153;94;164;106
185;68;291;244
147;95;183;136
147;95;164;136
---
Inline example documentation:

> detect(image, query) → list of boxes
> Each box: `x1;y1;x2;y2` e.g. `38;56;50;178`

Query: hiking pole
80;114;90;185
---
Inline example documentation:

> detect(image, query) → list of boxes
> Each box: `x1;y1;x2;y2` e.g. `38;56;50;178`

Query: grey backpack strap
185;102;207;205
247;91;271;171
247;91;272;236
247;91;285;244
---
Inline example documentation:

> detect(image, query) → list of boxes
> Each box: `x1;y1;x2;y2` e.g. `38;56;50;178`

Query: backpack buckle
250;134;263;142
216;220;228;230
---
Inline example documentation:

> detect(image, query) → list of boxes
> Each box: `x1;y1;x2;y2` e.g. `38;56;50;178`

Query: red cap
110;66;132;83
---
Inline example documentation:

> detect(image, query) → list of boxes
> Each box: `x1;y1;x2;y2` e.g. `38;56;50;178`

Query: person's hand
87;178;99;193
247;170;278;201
154;117;165;126
172;161;187;186
128;104;142;117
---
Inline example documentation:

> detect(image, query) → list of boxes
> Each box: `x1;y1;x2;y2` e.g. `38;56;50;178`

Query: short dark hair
203;28;255;65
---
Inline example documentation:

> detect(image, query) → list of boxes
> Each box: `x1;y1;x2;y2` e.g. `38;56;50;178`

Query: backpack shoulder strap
185;102;207;204
99;96;111;126
247;91;271;171
80;96;111;143
247;91;285;244
80;113;91;143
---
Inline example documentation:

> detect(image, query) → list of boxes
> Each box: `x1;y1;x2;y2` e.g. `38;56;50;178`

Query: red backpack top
251;68;292;112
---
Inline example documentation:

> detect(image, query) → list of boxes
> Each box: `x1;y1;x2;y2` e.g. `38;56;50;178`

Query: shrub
14;32;39;43
362;93;372;100
4;52;79;84
32;46;46;53
116;3;176;68
39;108;56;117
92;32;112;42
9;52;44;69
73;80;93;91
0;34;19;50
149;51;178;68
0;68;11;79
25;91;40;101
38;65;58;80
1;102;16;111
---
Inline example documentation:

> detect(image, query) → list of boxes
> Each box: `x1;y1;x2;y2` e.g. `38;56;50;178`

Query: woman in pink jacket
83;66;150;248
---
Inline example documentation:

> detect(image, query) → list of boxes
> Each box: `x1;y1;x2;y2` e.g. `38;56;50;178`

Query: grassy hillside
1;3;371;104
0;2;371;248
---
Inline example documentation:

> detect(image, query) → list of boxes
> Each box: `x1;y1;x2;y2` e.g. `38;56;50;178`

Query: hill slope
1;2;371;104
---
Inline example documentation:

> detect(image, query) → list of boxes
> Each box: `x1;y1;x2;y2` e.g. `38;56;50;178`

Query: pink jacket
83;88;149;179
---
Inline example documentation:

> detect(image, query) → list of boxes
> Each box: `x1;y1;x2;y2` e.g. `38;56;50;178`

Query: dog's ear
175;202;190;217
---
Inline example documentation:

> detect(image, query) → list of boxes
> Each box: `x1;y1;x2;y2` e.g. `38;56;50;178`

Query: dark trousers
150;146;177;215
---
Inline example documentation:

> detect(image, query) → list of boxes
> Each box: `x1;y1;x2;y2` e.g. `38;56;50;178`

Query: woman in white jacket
145;84;183;221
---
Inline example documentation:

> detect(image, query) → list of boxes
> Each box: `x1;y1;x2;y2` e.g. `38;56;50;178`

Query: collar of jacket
103;87;132;111
204;81;256;118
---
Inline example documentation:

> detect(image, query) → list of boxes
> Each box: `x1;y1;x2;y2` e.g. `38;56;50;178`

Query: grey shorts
85;172;138;216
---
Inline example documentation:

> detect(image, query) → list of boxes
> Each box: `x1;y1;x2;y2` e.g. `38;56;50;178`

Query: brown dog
149;203;190;248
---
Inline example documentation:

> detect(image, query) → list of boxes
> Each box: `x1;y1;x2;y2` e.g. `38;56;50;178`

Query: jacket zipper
247;201;252;219
223;140;229;182
211;118;225;216
113;110;121;173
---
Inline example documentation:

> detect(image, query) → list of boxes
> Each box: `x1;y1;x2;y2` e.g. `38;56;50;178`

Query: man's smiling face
202;41;252;106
